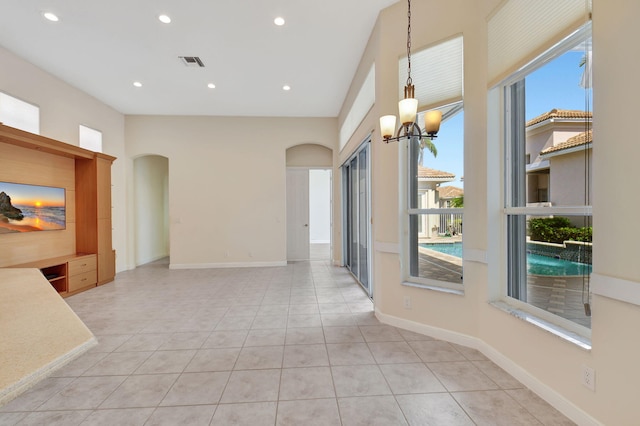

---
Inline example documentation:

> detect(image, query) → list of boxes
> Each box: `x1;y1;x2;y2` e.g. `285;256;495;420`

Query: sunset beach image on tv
0;182;66;234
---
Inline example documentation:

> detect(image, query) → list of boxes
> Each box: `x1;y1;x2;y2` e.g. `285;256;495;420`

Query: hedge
528;217;592;244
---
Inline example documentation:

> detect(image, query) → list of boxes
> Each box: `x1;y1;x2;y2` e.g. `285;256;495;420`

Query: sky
425;48;591;189
0;182;65;207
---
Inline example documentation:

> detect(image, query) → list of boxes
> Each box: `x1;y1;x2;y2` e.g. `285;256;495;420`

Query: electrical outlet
403;296;411;309
582;365;595;391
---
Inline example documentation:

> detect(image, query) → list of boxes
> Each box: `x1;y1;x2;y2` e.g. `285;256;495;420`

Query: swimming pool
420;242;592;276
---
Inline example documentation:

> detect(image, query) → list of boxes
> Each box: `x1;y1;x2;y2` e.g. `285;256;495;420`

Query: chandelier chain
406;0;412;85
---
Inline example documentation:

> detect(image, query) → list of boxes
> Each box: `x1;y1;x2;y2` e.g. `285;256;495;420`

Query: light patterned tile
0;412;27;425
220;369;281;403
323;326;364;343
408;341;466;362
338;396;407;426
80;408;154;425
133;350;196;374
283;344;329;368
326;343;375;366
99;374;178;409
160;372;230;406
202;330;248;348
473;360;524;389
17;410;93;426
211;402;277;426
453;390;543;425
279;367;335;400
396;393;474;425
276;399;341;426
379;363;446;394
83;352;153;376
38;376;127;411
367;341;421;364
428;361;500;392
285;327;325;345
506;388;576;425
235;346;284;370
244;329;286;347
331;365;391;397
359;325;404;342
0;378;74;412
145;405;215;426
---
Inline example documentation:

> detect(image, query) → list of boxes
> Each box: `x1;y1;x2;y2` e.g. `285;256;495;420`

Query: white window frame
0;92;40;134
401;103;464;292
500;25;592;337
79;125;103;152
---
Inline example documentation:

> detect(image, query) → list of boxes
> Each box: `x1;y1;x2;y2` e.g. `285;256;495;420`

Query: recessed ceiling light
43;12;59;22
274;17;285;26
158;14;171;24
133;81;142;88
282;85;291;91
207;83;216;89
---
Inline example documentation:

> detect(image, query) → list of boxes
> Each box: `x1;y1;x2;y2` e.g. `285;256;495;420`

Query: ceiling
0;0;399;117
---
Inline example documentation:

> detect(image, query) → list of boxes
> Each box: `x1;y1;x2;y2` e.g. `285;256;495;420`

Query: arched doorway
285;144;333;261
133;155;169;266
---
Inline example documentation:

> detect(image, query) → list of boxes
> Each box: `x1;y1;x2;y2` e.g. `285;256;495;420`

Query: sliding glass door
342;139;371;297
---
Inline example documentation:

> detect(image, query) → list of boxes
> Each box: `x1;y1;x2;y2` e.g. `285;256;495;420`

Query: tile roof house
525;109;592;211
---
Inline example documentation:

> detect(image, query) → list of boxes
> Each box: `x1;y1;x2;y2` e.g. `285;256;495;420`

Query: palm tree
417;138;438;166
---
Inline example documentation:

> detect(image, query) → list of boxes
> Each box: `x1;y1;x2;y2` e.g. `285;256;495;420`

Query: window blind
488;0;591;87
398;35;463;112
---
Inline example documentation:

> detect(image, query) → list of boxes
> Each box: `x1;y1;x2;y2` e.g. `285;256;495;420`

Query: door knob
304;224;309;227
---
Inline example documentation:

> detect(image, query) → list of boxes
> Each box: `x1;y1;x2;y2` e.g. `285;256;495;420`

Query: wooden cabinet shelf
11;254;97;297
0;123;116;293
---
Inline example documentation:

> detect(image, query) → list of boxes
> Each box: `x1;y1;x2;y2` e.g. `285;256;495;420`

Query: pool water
420;242;592;276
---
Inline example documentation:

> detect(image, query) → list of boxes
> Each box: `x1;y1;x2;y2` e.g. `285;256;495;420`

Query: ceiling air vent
178;56;205;67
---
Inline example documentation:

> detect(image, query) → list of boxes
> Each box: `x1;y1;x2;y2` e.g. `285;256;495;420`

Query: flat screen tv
0;181;66;234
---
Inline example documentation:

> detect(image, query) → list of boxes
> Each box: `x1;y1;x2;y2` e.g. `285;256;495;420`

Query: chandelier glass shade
380;0;441;143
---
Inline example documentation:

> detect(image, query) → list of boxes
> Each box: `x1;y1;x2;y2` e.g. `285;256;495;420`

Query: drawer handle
81;278;87;282
81;263;87;267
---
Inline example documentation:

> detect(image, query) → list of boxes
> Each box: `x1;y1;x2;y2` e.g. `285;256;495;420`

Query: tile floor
0;259;575;425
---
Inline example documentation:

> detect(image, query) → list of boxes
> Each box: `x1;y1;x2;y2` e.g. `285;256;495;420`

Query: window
0;92;39;134
405;104;464;289
503;28;592;331
79;125;102;152
342;139;371;297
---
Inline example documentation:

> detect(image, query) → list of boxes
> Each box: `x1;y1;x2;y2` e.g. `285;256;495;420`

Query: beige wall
549;150;593;208
0;46;127;272
337;0;640;424
286;144;333;167
125;115;338;268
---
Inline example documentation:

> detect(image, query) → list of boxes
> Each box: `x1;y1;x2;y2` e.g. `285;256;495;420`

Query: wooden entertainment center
0;123;116;296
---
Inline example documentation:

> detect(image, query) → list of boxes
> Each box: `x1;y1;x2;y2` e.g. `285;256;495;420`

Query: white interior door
287;168;310;261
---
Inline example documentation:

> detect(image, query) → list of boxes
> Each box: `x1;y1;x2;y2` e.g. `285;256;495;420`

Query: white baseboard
136;254;168;267
169;261;287;270
375;308;602;426
0;337;97;407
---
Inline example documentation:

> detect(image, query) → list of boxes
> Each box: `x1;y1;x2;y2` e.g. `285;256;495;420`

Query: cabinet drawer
68;256;97;276
68;270;97;292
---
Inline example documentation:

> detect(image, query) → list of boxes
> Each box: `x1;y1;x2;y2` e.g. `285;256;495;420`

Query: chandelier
380;0;442;143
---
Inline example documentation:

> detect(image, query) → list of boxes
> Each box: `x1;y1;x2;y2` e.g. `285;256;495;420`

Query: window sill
490;301;591;351
402;280;465;296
